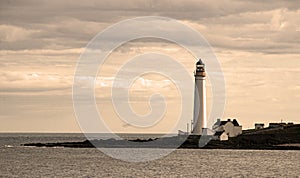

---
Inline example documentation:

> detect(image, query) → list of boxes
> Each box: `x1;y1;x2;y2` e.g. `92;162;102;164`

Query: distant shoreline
21;124;300;150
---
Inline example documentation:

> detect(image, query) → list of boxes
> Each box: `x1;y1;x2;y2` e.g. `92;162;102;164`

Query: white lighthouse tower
192;59;207;135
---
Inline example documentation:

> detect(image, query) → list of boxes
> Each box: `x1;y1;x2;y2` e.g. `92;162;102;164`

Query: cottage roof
232;119;239;126
220;121;227;125
213;119;240;127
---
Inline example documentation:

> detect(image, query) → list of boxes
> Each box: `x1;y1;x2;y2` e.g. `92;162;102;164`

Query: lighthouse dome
196;59;204;65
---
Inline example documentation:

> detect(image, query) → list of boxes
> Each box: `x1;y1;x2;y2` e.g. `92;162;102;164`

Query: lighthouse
192;59;207;135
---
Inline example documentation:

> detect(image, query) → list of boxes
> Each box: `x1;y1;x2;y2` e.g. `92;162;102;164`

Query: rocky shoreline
22;124;300;150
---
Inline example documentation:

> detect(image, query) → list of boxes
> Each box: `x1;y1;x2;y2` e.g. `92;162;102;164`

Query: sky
0;0;300;133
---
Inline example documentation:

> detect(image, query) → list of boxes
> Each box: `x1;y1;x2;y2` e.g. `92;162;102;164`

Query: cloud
183;8;300;54
94;76;173;90
0;48;84;56
0;70;73;95
1;1;299;54
0;24;39;42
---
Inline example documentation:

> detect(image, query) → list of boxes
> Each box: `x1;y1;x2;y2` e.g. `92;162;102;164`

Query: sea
0;133;299;177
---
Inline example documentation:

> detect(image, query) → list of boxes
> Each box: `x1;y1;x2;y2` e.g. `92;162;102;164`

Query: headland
22;124;300;150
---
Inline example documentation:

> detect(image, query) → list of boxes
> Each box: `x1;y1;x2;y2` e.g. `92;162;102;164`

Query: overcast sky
0;0;299;132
